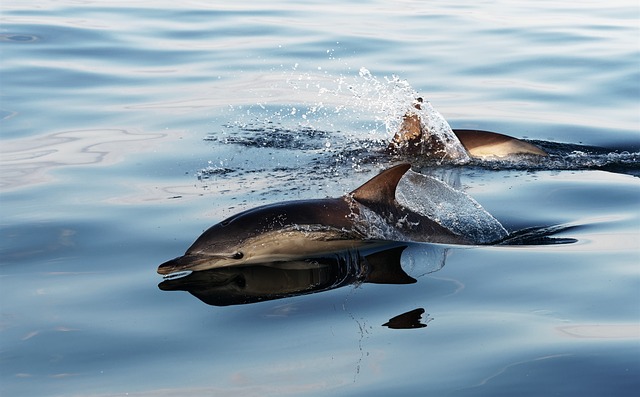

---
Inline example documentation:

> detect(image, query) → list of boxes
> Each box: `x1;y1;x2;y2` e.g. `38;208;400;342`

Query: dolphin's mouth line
157;252;245;275
188;252;243;260
162;270;192;280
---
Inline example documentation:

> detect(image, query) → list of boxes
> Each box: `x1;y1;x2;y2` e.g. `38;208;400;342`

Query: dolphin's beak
157;255;211;275
157;253;242;275
158;256;190;275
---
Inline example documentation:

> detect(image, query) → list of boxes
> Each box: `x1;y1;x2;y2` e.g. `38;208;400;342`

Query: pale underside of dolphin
389;98;547;159
158;163;470;275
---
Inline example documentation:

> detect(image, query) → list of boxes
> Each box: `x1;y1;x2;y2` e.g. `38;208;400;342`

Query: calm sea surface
1;1;639;396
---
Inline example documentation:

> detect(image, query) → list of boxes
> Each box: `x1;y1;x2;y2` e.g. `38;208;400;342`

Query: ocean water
1;1;639;396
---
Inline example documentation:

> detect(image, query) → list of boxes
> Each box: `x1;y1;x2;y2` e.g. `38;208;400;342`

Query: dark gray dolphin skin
157;163;468;275
389;98;547;159
159;243;416;306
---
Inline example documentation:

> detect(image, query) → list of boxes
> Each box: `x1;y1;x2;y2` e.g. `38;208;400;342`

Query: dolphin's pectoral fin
350;163;411;208
363;245;416;284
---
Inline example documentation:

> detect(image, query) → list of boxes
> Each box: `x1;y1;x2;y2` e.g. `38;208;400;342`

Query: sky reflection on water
1;1;639;396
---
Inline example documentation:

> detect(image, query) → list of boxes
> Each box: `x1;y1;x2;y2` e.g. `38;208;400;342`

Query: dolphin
389;98;547;159
157;163;469;275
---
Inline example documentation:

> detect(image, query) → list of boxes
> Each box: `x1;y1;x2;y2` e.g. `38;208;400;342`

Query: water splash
204;67;639;183
348;68;470;162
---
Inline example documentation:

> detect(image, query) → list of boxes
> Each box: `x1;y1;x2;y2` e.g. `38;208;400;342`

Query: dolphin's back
186;197;356;255
453;129;547;158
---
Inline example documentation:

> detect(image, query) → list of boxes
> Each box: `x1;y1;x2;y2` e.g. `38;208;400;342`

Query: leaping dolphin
158;163;469;275
389;98;547;159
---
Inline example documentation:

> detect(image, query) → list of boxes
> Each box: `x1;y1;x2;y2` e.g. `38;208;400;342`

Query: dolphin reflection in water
160;242;420;306
160;242;444;329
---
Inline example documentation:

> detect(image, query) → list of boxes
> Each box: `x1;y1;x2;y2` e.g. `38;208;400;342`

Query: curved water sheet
159;241;449;309
396;170;508;244
416;101;470;162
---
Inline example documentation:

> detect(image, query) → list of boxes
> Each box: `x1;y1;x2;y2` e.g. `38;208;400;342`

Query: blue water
1;1;639;396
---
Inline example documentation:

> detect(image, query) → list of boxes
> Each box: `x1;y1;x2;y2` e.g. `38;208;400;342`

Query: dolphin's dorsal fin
350;163;411;207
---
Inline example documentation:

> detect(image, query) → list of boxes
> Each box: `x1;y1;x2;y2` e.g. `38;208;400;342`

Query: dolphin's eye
221;219;230;226
231;251;243;259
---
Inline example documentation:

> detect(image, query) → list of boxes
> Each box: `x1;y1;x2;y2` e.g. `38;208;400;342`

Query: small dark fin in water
364;245;416;284
350;163;411;207
382;308;428;329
